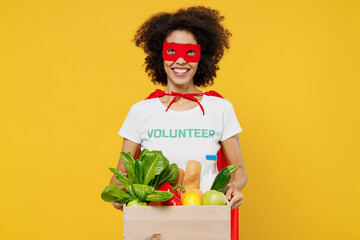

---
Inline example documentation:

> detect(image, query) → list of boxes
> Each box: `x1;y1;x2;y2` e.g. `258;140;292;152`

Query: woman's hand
111;202;125;211
221;134;247;209
225;183;244;209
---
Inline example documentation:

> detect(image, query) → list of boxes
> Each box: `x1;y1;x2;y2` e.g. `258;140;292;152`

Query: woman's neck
164;83;201;94
161;82;203;109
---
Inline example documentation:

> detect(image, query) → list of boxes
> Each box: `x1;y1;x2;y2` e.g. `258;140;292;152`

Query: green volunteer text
147;129;215;139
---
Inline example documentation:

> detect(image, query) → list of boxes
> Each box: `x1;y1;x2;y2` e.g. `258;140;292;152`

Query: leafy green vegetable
138;149;149;162
142;150;169;185
127;184;137;199
132;184;154;202
157;163;178;188
134;159;143;184
109;168;130;189
102;149;179;205
120;152;135;183
148;163;178;189
114;195;133;203
145;190;174;202
101;184;129;202
148;174;159;189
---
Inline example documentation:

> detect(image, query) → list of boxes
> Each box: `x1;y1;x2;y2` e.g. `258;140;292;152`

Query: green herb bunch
101;149;179;205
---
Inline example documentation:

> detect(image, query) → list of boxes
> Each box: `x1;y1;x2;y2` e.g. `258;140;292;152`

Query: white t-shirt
118;95;242;170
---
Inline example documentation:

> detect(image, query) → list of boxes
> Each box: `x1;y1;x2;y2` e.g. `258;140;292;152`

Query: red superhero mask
162;42;201;62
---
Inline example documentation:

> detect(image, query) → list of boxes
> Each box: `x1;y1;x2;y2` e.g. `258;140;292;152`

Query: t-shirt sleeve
118;105;142;144
220;101;243;141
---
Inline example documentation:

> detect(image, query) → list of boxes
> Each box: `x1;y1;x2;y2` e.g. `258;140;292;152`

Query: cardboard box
123;205;231;240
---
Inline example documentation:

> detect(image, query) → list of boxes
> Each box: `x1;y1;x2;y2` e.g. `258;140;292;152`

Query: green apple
202;190;227;205
127;199;147;207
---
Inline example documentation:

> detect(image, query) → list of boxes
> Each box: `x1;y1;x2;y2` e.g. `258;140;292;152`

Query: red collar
146;89;224;115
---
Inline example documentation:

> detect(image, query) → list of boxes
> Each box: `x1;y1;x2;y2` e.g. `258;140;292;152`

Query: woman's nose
175;57;187;64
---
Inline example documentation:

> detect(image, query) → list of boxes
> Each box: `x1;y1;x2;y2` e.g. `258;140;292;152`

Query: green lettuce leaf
138;149;149;161
134;160;143;184
141;150;169;185
132;184;154;202
148;174;160;188
101;184;129;202
114;195;133;204
145;190;174;202
157;163;178;187
120;152;135;184
127;184;137;199
109;168;130;189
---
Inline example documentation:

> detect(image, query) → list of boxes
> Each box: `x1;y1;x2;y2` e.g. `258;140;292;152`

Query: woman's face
163;30;199;87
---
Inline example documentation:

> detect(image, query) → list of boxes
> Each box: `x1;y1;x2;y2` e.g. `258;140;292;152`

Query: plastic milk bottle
199;155;218;193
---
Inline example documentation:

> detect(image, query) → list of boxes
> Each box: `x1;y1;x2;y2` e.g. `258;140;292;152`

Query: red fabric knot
165;91;205;115
146;89;224;115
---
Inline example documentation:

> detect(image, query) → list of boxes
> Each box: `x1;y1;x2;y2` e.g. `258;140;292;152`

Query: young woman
110;6;247;211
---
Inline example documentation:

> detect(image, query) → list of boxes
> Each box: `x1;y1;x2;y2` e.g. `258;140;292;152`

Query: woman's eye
186;50;196;56
167;49;176;55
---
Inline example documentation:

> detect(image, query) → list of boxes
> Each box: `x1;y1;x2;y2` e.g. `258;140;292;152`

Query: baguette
174;168;184;195
175;168;184;186
182;160;202;189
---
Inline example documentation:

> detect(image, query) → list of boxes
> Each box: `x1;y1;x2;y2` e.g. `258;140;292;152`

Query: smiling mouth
172;68;189;74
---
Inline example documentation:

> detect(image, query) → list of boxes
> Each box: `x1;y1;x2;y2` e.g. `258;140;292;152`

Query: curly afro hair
133;6;232;87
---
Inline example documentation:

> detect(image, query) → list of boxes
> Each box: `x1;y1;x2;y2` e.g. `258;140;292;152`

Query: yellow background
1;0;359;239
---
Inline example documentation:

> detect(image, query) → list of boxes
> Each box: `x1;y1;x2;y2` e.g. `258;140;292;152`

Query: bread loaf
174;168;184;195
182;160;202;189
174;168;184;186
